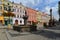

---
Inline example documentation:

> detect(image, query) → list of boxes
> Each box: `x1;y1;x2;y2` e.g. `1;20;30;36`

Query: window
8;3;9;5
16;6;17;7
23;10;25;13
15;20;18;24
0;2;2;4
20;7;22;12
0;6;2;10
0;13;2;16
13;9;16;12
20;20;22;23
17;15;19;18
20;15;21;18
17;9;19;12
20;9;22;12
4;6;7;10
20;7;22;8
7;6;11;11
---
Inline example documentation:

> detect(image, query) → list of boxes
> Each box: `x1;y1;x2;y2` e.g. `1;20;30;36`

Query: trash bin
8;24;11;30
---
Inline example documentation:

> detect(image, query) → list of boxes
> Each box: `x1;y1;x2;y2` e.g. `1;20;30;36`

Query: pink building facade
26;8;37;24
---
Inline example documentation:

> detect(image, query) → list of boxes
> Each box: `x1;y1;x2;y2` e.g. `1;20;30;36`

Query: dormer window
8;3;9;5
16;6;17;7
20;7;22;8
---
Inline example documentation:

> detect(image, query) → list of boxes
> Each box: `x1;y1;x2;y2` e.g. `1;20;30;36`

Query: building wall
36;11;50;27
26;7;37;24
0;0;9;25
36;11;43;27
41;12;50;25
37;11;42;22
12;18;24;25
12;3;25;25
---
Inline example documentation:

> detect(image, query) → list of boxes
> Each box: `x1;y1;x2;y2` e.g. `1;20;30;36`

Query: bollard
8;24;11;30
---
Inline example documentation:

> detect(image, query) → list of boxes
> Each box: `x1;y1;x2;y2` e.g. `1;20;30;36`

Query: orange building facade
26;8;37;24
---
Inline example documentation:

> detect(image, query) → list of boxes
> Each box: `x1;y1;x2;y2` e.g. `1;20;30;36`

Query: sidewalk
3;24;60;40
0;29;8;40
0;26;8;29
5;29;60;40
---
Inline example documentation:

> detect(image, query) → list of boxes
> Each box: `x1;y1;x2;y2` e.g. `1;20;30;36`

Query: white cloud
44;4;59;20
9;0;42;7
44;6;51;14
9;0;59;20
46;0;58;4
35;8;39;10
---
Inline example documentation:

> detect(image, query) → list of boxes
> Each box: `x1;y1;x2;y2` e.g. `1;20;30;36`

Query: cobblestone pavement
6;27;60;40
0;29;8;40
0;25;60;40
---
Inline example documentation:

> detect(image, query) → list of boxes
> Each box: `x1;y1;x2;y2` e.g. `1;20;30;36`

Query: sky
9;0;60;20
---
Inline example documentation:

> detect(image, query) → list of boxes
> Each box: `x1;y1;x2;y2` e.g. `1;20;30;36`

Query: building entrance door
5;20;8;25
0;20;2;25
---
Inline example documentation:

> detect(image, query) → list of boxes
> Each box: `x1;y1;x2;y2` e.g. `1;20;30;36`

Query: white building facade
12;2;25;25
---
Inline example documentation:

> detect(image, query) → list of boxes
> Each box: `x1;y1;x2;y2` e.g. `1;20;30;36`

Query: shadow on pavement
31;30;60;39
8;32;31;37
45;25;60;30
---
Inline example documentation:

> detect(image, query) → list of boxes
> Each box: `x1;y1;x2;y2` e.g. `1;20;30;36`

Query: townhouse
36;11;43;27
0;0;50;26
0;0;13;25
25;7;37;25
41;12;50;25
12;2;25;25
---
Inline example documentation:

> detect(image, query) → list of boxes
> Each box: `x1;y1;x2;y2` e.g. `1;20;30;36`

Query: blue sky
9;0;60;20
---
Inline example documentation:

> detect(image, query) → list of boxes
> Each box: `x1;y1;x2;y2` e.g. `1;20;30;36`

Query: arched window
7;3;9;5
15;19;18;24
20;20;22;23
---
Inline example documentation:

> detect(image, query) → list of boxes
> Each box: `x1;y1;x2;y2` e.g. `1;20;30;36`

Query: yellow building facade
0;0;12;25
37;11;50;27
37;11;42;22
36;11;43;27
0;0;5;25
